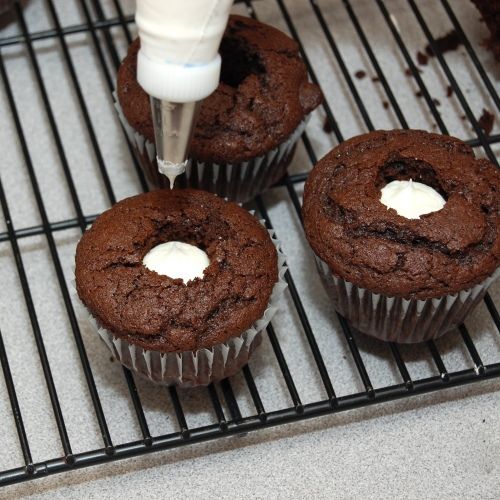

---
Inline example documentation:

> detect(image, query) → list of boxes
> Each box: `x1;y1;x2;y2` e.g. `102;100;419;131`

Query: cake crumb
354;70;366;79
405;67;422;76
417;51;428;65
433;98;441;107
425;30;461;56
372;76;380;82
323;117;333;134
110;356;114;363
382;101;389;109
415;90;423;98
446;85;453;97
478;109;494;135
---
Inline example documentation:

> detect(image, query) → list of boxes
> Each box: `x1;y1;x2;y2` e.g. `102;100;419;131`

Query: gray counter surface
0;0;499;498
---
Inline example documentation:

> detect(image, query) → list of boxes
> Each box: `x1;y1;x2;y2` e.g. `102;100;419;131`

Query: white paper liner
315;256;500;343
114;91;307;202
80;226;287;387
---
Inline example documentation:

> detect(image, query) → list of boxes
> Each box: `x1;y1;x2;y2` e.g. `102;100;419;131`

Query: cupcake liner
315;256;500;343
79;227;287;387
114;91;307;203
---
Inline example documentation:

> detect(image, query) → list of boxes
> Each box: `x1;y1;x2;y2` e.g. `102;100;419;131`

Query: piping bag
136;0;233;188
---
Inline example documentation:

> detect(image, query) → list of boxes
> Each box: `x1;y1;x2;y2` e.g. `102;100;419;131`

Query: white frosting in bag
136;0;233;101
136;0;233;65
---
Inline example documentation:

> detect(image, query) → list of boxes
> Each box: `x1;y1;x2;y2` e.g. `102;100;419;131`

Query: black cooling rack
0;0;499;487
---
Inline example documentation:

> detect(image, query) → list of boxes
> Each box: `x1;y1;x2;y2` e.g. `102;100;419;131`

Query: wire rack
0;0;499;487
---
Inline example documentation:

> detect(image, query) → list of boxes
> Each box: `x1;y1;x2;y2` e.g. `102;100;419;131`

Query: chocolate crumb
323;117;333;134
446;85;453;97
415;90;423;98
110;356;114;363
383;101;389;109
405;67;422;76
431;123;437;129
354;70;366;79
461;115;467;120
372;76;380;82
417;51;428;65
425;30;461;56
433;98;441;107
478;108;494;135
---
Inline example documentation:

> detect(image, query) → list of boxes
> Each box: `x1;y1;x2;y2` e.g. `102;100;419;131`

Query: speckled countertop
0;0;499;498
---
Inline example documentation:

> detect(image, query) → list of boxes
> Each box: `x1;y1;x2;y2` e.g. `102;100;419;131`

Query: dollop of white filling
380;179;446;219
143;241;209;284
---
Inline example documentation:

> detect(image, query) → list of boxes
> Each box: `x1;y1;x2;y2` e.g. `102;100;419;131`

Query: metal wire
0;0;498;487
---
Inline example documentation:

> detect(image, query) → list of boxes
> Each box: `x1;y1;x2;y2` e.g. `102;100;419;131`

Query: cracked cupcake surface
303;130;500;299
117;14;323;164
75;189;278;352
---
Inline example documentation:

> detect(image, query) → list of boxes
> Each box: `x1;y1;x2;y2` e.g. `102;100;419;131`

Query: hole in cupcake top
143;241;210;284
219;37;265;87
380;180;446;219
376;158;448;199
138;213;231;282
377;159;447;219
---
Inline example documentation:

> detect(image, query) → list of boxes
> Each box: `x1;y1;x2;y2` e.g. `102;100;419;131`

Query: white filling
157;159;188;189
143;241;210;284
380;179;446;219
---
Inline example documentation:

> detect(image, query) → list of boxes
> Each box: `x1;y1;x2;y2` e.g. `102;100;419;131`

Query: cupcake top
303;129;500;299
117;15;322;164
75;189;278;352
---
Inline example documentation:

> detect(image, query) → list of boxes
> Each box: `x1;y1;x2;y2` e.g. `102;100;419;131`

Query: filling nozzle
150;98;200;189
135;0;233;188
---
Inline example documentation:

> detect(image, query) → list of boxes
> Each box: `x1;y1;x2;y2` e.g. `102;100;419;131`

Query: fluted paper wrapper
315;256;500;343
81;229;287;387
114;92;306;203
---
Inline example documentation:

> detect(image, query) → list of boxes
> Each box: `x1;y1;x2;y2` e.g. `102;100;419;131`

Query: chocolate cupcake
303;130;500;343
115;15;322;202
75;189;286;386
471;0;500;61
0;0;15;14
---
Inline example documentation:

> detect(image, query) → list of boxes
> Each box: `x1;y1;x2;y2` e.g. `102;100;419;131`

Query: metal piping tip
151;97;201;189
